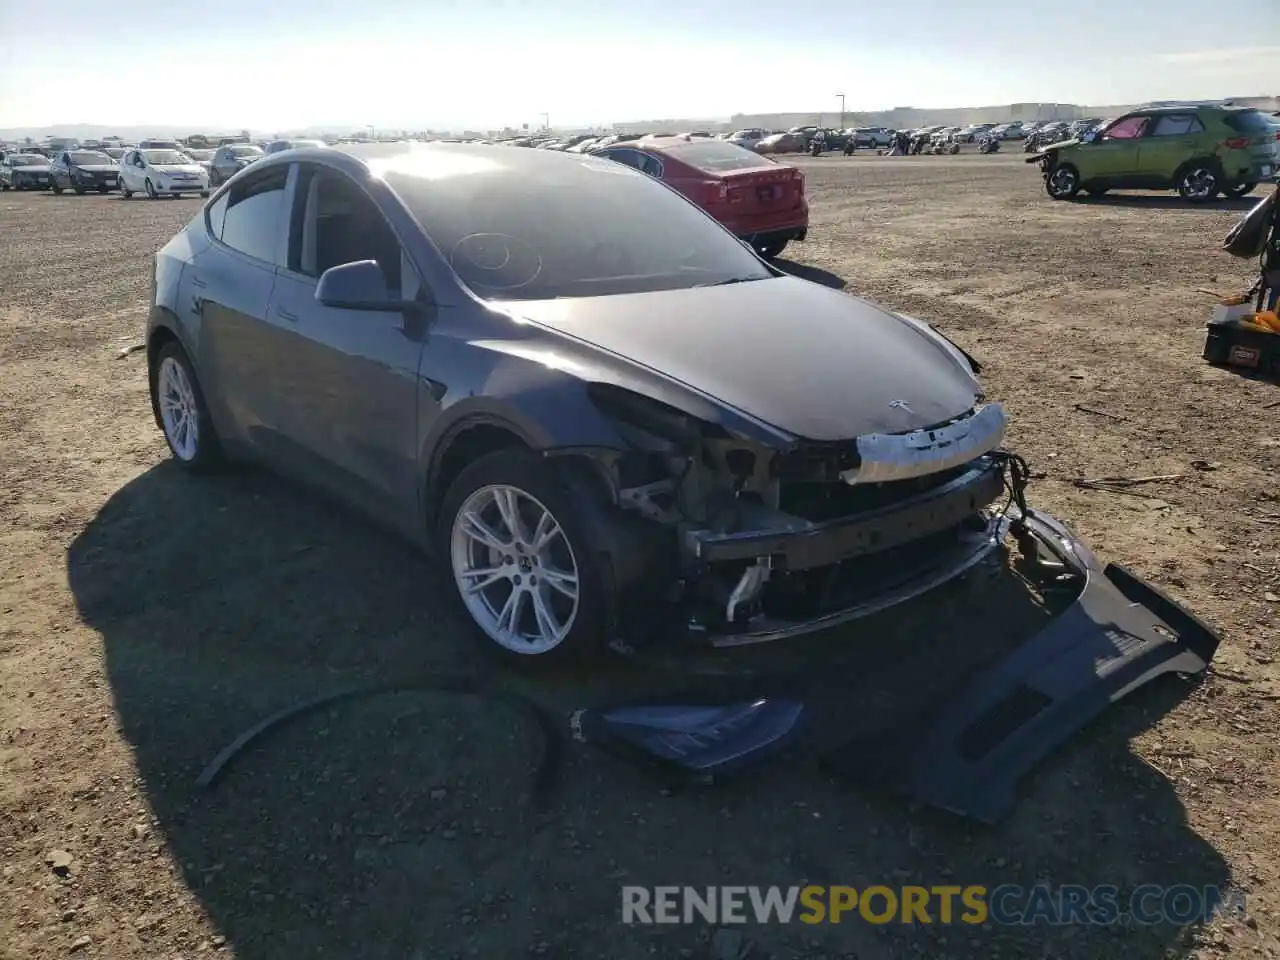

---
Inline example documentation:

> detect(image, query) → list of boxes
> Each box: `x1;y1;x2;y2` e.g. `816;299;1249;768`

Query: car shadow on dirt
773;259;848;289
68;463;1231;960
1073;194;1261;211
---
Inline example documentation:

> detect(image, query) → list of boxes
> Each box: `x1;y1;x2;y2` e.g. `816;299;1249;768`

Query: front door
1078;115;1150;182
264;162;428;522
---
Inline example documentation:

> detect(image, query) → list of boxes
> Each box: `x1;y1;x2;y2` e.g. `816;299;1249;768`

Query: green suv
1028;105;1278;203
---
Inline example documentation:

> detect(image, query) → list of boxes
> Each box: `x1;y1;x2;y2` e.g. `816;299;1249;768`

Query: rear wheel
753;238;789;259
1223;181;1257;199
1045;163;1080;200
51;182;63;194
1176;163;1221;203
121;179;133;199
150;342;224;472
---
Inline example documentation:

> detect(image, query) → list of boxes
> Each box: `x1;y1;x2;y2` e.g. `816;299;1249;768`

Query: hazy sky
0;0;1276;130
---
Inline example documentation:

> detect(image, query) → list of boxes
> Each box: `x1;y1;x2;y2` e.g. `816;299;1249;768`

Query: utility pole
541;113;550;132
836;93;845;131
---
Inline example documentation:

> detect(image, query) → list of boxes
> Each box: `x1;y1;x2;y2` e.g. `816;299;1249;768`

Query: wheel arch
1174;155;1224;183
145;314;186;431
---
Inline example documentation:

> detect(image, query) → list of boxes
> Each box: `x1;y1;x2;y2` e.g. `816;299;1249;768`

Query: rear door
184;164;289;455
264;162;429;521
1136;113;1204;184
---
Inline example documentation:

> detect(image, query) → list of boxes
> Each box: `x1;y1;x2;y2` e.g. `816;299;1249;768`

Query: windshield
386;156;771;301
143;149;191;164
9;154;48;166
186;149;214;160
230;146;263;157
662;140;776;173
70;152;110;165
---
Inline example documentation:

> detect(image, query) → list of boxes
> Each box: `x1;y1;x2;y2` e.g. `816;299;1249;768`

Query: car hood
75;164;118;173
153;164;204;175
507;276;981;441
11;164;51;172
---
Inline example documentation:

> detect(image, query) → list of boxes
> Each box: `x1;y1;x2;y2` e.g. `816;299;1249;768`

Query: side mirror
315;260;421;313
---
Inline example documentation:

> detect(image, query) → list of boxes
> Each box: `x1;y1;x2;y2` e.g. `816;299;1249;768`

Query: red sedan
590;136;808;259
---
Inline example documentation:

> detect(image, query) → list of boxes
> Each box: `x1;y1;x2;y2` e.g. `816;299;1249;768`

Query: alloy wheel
1047;166;1077;197
449;484;579;655
157;356;200;461
1180;167;1217;201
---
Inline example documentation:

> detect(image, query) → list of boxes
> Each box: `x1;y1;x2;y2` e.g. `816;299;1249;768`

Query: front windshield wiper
695;276;769;287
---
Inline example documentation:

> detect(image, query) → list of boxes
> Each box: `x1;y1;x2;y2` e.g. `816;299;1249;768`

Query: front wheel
1045;163;1081;200
439;448;614;666
121;180;133;199
1177;163;1220;203
145;178;158;200
150;342;224;471
1223;181;1257;199
199;189;210;198
51;183;63;194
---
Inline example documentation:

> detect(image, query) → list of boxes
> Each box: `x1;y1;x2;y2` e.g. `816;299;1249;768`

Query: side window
603;148;641;170
219;166;289;264
635;152;664;178
1102;117;1149;140
205;193;229;241
290;165;402;291
1150;115;1198;137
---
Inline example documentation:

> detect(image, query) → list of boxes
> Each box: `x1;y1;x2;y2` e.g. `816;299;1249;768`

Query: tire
1045;163;1081;200
145;178;158;200
51;179;63;194
199;190;210;198
149;341;224;472
73;185;86;195
1223;181;1257;199
948;144;960;155
438;447;615;666
1176;162;1221;203
753;238;789;259
121;180;133;199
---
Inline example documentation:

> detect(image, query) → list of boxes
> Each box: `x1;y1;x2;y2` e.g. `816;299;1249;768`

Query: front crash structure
587;387;1019;646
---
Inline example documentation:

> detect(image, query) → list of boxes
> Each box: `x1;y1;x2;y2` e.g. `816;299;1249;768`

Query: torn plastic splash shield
573;698;807;785
819;509;1222;823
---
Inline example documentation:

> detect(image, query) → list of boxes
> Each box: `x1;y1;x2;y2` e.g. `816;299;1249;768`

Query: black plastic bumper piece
819;510;1221;823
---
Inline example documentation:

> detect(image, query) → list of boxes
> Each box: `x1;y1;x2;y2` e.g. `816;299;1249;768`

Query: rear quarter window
661;141;777;173
1223;110;1273;134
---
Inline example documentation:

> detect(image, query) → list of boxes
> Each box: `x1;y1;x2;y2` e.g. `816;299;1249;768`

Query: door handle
276;306;299;322
190;275;207;289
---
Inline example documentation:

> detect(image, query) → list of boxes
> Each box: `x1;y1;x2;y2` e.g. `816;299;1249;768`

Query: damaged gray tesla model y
144;141;1217;710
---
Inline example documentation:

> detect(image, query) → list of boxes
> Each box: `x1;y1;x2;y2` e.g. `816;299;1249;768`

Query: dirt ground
1;154;1278;960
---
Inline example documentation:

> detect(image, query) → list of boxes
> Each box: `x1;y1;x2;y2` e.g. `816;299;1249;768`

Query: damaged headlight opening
587;383;1032;646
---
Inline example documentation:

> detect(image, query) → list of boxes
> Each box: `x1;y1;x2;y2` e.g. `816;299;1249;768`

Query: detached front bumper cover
819;508;1221;822
583;509;1221;822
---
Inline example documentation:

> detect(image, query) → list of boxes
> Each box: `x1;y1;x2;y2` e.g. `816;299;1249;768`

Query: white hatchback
118;147;209;199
